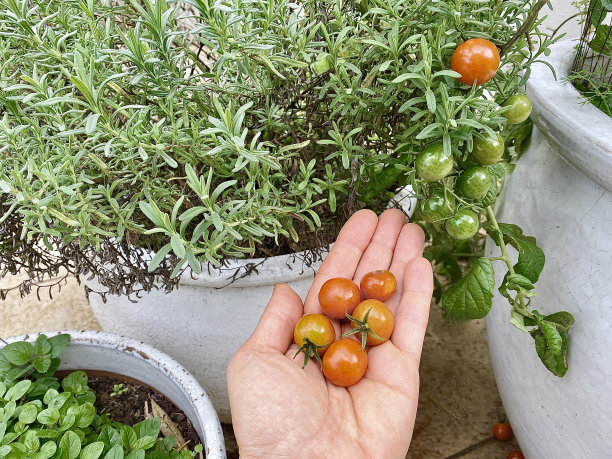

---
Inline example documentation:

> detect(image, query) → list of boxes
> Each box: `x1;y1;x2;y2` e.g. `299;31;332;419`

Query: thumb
245;283;304;353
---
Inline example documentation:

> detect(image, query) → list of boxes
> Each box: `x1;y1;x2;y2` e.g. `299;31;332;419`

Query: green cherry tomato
471;133;504;165
313;53;332;75
415;143;454;182
502;94;532;124
455;165;491;200
445;209;480;240
420;189;456;222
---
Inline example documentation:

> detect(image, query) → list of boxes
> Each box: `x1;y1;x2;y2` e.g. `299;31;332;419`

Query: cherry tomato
294;314;335;354
322;338;368;387
445;209;480;240
349;299;395;346
420;189;456;222
416;143;454;182
507;451;525;459
492;422;513;441
318;277;361;319
360;270;397;301
451;38;500;86
455;165;491;200
471;133;505;165
502;94;532;124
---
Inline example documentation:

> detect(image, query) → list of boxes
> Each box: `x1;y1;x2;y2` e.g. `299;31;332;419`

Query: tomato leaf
533;311;562;354
497;223;545;283
442;257;495;321
532;328;569;377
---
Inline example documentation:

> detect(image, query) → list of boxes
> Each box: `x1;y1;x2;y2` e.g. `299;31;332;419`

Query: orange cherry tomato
451;38;500;86
507;452;525;459
318;277;361;319
492;422;513;441
360;270;397;301
294;314;336;356
350;299;395;346
322;338;368;387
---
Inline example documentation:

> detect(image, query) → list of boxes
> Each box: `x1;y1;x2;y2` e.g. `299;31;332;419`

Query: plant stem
485;206;515;275
499;0;548;57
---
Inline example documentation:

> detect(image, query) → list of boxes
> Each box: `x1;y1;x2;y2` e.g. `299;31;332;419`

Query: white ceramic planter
87;189;417;423
2;331;226;459
486;40;612;459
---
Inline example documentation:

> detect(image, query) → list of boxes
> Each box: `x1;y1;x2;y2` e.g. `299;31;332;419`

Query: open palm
227;209;434;459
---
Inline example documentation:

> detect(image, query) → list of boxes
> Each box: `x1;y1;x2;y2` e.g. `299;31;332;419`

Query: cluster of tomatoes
416;38;532;240
492;422;524;459
293;270;397;386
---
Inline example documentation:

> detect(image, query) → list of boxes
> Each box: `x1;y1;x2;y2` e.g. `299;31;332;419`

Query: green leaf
62;371;88;394
59;431;81;459
35;335;52;355
37;407;60;425
148;244;172;272
34;441;57;459
533;311;562;354
5;380;32;401
509;310;530;332
544;311;575;331
33;355;52;373
120;426;137;451
75;402;96;428
48;335;70;358
1;342;34;365
442;258;495;321
18;404;39;424
170;234;186;259
80;442;104;459
497;223;545;283
131;436;156;451
505;273;534;291
125;451;145;459
134;418;160;440
533;329;569;377
103;444;124;459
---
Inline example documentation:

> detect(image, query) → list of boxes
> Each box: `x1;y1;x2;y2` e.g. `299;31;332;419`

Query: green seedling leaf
48;335;70;358
103;444;124;459
134;418;160;440
37;407;60;425
34;335;52;356
18;404;39;424
1;342;34;365
442;258;495;321
35;441;57;459
81;441;104;459
125;450;145;459
62;371;88;394
33;355;52;373
5;380;32;401
59;431;81;459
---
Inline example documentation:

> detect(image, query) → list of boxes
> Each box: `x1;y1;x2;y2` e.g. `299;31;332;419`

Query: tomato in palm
416;143;454;182
502;94;532;124
318;277;361;319
293;314;336;368
322;338;368;387
471;133;505;165
445;209;480;240
451;38;500;86
507;451;524;459
492;422;513;441
360;270;396;301
455;165;491;200
420;189;455;222
349;299;395;347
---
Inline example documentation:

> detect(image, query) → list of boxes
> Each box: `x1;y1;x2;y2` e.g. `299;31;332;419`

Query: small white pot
486;40;612;458
3;330;226;459
87;189;417;422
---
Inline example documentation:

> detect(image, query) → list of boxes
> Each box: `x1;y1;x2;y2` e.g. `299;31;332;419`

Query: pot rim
2;330;226;459
526;39;612;191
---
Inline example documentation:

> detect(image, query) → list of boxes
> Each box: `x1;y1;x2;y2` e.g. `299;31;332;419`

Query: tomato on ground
492;422;513;441
318;277;361;319
451;38;500;86
360;270;397;301
445;209;480;240
415;143;454;182
471;133;505;165
507;451;524;459
349;299;395;347
455;165;491;200
322;338;368;387
502;94;532;124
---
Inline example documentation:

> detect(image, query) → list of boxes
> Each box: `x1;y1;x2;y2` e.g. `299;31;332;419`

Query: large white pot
486;40;612;458
87;191;417;422
3;330;226;458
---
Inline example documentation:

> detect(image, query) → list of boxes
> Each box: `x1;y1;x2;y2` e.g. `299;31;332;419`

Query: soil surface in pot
63;371;202;451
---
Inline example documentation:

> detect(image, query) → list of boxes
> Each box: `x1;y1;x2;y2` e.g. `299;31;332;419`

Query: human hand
227;209;434;458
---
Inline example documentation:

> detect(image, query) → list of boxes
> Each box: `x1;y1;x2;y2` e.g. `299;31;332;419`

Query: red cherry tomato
349;299;395;346
507;451;525;459
360;270;397;301
451;38;500;86
322;338;368;387
318;278;361;319
492;422;513;441
294;314;336;355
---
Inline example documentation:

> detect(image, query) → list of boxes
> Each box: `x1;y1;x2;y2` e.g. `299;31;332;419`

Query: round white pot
87;190;417;423
485;40;612;458
3;330;226;459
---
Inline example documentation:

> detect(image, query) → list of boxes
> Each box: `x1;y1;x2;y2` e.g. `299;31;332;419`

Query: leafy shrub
0;334;202;458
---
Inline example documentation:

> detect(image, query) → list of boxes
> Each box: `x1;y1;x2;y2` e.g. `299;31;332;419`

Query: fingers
352;209;406;284
391;257;434;363
245;284;303;354
303;209;378;314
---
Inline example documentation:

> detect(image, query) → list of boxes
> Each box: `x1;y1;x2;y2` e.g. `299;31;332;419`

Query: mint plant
0;334;203;458
0;0;574;375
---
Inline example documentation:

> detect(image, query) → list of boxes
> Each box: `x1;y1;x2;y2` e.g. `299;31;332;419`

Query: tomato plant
451;38;500;86
507;451;525;459
502;94;533;124
416;143;454;182
293;314;336;368
346;299;395;347
318;278;361;319
322;338;368;387
472;133;505;165
492;423;513;441
420;190;456;223
455;165;491;200
445;209;480;240
360;270;397;301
